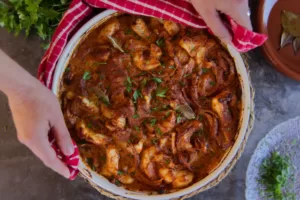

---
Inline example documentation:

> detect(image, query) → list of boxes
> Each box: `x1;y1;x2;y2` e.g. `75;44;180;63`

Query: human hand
191;0;252;44
8;81;74;178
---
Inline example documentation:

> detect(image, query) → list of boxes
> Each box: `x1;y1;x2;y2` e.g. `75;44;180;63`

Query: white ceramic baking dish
52;9;251;200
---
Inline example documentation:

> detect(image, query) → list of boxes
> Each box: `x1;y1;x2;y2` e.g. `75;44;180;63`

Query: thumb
51;110;75;156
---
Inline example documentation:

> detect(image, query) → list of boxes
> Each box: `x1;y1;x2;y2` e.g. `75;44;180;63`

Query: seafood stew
59;14;242;193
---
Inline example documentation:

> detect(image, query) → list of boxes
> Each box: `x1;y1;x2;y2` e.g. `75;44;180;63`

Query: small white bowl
52;10;251;200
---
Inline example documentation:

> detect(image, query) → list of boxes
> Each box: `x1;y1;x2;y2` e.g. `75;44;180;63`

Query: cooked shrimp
176;120;202;152
140;146;158;180
76;120;111;146
172;170;194;188
102;145;120;177
157;110;176;134
179;34;207;57
163;20;180;36
159;168;175;184
133;44;162;71
80;96;99;114
118;174;135;184
131;18;152;40
98;18;120;44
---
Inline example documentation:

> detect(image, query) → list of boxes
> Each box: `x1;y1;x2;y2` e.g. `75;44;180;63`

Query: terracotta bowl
256;0;300;80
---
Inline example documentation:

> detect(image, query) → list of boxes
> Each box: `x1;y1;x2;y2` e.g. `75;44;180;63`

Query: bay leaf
176;105;195;120
281;10;300;37
107;35;124;53
280;31;294;49
292;37;300;55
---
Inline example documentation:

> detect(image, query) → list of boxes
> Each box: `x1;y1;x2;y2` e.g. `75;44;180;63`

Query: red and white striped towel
40;0;267;180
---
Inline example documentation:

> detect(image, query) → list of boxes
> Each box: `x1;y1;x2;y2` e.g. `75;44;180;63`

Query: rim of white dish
52;10;251;200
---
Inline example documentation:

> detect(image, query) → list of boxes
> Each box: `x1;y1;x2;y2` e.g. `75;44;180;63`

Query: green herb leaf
184;73;191;78
169;65;175;69
133;114;139;119
156;87;168;98
156;38;165;47
209;81;216;86
115;180;121;186
125;29;133;35
118;170;123;175
176;115;182;123
141;79;147;87
165;159;171;165
65;67;70;72
152;138;158;145
259;151;295;200
124;77;132;92
133;89;141;102
150;119;157;127
0;0;70;48
152;77;163;83
202;68;210;73
87;123;92;128
156;127;162;135
134;125;140;131
83;71;91;80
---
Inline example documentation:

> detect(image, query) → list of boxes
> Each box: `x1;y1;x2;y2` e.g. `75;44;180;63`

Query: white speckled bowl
52;10;251;200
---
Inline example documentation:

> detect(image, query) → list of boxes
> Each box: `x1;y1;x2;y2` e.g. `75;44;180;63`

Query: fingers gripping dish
59;14;242;193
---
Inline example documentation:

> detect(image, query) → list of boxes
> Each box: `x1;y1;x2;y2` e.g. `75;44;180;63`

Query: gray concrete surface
1;5;300;200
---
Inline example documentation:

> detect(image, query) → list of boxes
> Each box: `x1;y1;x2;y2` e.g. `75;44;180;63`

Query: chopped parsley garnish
87;123;92;128
209;81;216;86
259;151;295;200
65;67;70;72
83;71;91;80
165;159;171;165
125;29;133;35
133;114;139;119
124;77;133;92
202;68;210;73
136;72;147;76
141;79;147;87
156;87;168;98
169;66;175;69
152;138;158;145
165;111;171;117
176;115;182;123
150;119;157;127
133;89;142;102
117;170;123;175
134;125;140;131
152;77;163;83
183;73;191;78
115;180;121;186
179;81;186;86
156;38;165;47
151;107;158;111
156;127;162;135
